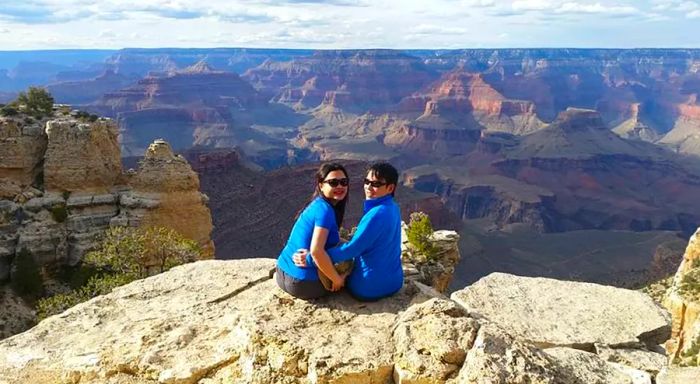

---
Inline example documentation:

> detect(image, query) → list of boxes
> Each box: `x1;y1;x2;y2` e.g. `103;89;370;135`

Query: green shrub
36;226;203;319
61;190;71;201
36;273;133;320
0;105;18;116
86;226;202;276
677;334;700;367
51;203;68;223
406;211;436;261
74;110;99;123
12;87;54;118
10;248;43;299
678;258;700;301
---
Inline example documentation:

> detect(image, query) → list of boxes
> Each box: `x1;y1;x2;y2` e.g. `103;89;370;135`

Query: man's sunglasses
364;178;387;188
322;178;349;187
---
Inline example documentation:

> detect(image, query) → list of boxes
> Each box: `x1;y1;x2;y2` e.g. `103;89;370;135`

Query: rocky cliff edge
0;250;678;383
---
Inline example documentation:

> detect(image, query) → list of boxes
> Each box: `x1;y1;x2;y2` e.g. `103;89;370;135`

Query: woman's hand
293;249;308;267
329;273;345;291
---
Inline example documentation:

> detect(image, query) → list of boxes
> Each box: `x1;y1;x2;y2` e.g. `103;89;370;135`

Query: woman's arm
310;226;345;291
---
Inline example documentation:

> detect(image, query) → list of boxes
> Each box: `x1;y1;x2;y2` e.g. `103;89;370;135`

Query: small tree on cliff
86;226;202;277
36;226;202;320
12;87;54;118
406;211;437;261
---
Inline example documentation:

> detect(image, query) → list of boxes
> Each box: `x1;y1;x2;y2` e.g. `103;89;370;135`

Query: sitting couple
275;161;403;301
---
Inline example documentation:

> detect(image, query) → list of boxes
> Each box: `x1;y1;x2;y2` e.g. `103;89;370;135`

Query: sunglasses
364;178;387;188
322;178;349;187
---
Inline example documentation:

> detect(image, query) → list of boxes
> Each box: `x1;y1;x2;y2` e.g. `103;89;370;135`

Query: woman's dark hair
298;162;349;228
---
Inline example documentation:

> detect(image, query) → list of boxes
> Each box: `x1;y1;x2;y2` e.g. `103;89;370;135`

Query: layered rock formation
87;61;282;158
243;50;437;112
0;257;673;383
0;110;214;278
46;70;137;105
114;140;215;257
0;116;47;198
664;227;700;366
397;71;545;136
402;109;700;235
43;117;122;192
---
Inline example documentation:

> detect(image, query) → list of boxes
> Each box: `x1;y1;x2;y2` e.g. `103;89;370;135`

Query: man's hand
293;249;309;267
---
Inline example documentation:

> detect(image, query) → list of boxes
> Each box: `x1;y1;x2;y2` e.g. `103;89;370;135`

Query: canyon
3;47;700;288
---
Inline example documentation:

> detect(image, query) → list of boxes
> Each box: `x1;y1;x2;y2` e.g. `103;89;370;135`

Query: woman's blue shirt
277;197;340;280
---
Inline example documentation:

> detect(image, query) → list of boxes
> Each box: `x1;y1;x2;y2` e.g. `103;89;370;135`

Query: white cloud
555;3;640;15
413;24;468;35
512;0;556;11
462;0;496;7
0;1;698;49
98;29;116;38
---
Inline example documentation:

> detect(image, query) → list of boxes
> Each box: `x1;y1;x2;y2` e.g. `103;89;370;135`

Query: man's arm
303;207;385;265
296;207;387;268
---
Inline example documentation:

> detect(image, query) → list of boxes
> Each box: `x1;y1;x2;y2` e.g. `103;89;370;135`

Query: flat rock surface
0;262;675;384
656;367;700;384
451;273;671;348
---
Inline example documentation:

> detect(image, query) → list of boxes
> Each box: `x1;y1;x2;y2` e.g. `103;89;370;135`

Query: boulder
451;273;671;348
544;347;643;384
392;298;479;383
594;344;666;375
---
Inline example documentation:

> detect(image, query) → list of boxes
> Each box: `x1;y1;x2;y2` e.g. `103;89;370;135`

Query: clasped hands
293;249;348;292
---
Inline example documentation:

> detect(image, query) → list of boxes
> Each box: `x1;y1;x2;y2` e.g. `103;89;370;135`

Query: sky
0;0;699;50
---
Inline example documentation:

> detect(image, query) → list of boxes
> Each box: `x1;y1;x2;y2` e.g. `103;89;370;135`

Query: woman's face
319;170;348;203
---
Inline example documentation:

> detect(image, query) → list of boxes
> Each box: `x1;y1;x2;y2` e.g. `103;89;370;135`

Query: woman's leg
275;266;329;299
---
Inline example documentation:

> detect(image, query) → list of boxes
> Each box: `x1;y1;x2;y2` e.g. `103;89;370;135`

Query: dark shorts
275;266;329;300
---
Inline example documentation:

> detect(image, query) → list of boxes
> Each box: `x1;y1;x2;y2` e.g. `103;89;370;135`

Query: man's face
364;170;395;200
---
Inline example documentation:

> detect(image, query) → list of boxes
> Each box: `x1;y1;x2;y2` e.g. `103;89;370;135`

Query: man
293;162;403;301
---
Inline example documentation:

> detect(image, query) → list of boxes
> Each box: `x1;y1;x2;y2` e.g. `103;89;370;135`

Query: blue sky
0;0;699;49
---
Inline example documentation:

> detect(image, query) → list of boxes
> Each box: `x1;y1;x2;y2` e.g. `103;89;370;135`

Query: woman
276;162;350;299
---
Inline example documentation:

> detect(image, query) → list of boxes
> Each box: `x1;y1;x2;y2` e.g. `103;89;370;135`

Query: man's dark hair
367;162;399;196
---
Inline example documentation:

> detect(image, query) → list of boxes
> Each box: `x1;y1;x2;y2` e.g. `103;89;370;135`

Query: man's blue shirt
324;195;403;299
277;197;339;281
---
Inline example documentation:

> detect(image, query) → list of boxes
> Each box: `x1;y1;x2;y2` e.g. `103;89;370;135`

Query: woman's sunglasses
322;178;349;187
363;179;387;188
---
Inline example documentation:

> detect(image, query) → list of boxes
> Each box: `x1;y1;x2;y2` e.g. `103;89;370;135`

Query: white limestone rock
451;273;672;348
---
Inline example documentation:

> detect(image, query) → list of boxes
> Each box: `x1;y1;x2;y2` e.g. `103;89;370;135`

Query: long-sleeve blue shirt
278;197;340;281
322;194;403;300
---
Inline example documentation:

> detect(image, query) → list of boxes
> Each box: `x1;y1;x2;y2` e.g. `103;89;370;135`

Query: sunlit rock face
397;71;545;136
0;256;672;384
664;227;700;367
115;139;215;258
0;117;47;197
43;118;122;193
0;110;215;275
